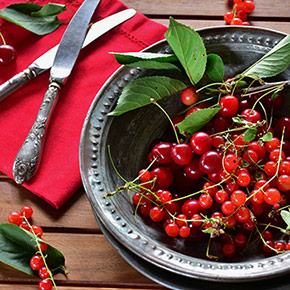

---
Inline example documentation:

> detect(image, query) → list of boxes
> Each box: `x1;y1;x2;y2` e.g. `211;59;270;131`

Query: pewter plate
80;26;290;282
96;214;290;290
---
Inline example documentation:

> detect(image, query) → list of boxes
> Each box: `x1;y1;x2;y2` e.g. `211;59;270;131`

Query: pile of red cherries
224;0;255;26
132;86;290;259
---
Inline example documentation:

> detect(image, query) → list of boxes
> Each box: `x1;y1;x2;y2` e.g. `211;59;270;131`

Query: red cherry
184;158;204;180
190;132;212;155
170;143;193;165
181;199;201;218
180;87;200;106
152;142;172;164
199;151;222;174
179;225;191;238
264;188;281;205
150;206;165;222
0;44;16;66
8;211;22;225
224;12;234;24
219;95;239;117
275;116;290;139
20;206;33;219
222;243;236;258
150;167;174;189
165;223;179;237
39;279;52;290
38;267;50;279
231;17;243;25
30;255;44;271
31;225;43;238
241;108;261;123
138;169;151;182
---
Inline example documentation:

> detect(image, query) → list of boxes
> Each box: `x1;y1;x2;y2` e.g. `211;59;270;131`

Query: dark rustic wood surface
0;0;289;289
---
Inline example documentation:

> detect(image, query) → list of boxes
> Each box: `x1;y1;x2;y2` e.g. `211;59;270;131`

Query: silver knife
0;8;136;101
13;0;103;184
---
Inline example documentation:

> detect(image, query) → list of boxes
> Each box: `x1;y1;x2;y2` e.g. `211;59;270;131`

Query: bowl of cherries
80;23;290;283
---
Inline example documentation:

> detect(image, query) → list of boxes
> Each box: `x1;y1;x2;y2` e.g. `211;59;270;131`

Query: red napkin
0;0;166;208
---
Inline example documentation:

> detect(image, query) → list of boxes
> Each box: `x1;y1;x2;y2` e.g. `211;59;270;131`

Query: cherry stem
241;81;289;96
22;216;58;290
150;98;180;144
251;84;284;113
0;32;6;45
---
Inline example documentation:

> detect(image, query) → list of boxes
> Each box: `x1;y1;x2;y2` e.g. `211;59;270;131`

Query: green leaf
113;52;178;64
177;106;221;134
206;54;224;81
31;3;66;17
109;76;187;116
232;116;247;124
271;92;279;99
243;128;257;142
0;223;65;276
202;228;213;234
281;210;290;229
123;60;181;72
164;17;207;85
0;3;66;35
261;132;273;142
243;35;290;78
236;80;248;88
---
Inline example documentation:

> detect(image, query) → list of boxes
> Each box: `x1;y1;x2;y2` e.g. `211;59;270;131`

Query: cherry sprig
8;206;60;290
224;0;255;26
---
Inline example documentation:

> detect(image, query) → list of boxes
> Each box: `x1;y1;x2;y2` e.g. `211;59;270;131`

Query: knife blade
0;8;136;101
12;0;100;184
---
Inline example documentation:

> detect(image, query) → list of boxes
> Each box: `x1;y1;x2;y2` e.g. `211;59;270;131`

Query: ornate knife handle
13;82;60;184
0;68;36;101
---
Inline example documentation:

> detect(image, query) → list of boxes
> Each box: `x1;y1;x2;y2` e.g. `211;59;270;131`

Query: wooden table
0;0;289;289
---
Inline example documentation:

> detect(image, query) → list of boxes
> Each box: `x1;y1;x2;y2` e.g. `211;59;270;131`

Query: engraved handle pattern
13;82;60;184
0;68;36;101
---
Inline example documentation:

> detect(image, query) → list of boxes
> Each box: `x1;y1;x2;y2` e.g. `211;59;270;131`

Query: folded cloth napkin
0;0;167;208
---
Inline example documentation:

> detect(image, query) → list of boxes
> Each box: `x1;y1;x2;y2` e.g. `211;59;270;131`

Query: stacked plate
79;26;290;289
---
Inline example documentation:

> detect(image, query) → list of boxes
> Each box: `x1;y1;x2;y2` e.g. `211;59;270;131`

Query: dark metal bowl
79;26;290;283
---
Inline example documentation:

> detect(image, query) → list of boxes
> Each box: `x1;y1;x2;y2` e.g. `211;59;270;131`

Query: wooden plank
0;286;164;290
0;176;99;232
153;19;290;34
0;233;155;286
123;0;290;18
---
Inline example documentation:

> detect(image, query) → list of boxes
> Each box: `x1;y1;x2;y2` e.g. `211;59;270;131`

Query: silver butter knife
0;8;136;101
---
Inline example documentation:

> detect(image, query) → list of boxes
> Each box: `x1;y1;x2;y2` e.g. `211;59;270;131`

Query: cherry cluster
8;206;53;290
132;85;290;259
224;0;255;26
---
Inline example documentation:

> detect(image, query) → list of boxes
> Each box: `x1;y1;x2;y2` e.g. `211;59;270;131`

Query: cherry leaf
243;128;257;142
206;53;224;81
112;52;178;64
165;17;207;85
177;106;221;134
0;3;66;35
243;35;290;78
281;210;290;229
121;60;181;72
109;76;187;116
0;223;65;276
261;132;273;142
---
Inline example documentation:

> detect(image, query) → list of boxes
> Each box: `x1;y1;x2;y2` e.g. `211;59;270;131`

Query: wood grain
0;233;155;286
153;19;290;34
0;174;99;232
123;0;290;18
0;286;164;290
